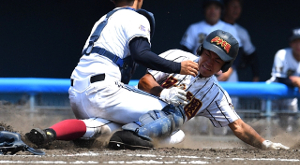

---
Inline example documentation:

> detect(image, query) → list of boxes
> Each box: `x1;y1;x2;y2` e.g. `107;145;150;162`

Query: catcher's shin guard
122;104;185;140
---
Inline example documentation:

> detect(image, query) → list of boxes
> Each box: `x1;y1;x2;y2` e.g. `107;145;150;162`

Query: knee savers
122;105;185;140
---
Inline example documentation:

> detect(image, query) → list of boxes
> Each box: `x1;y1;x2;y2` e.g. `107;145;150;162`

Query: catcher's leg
109;104;185;149
27;118;121;146
73;118;121;147
26;119;86;145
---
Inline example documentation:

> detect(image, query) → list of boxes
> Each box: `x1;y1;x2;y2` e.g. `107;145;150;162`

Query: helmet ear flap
221;61;232;72
196;45;203;56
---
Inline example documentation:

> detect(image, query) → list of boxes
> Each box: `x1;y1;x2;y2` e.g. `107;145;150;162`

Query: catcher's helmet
203;0;224;8
0;131;45;155
197;30;239;72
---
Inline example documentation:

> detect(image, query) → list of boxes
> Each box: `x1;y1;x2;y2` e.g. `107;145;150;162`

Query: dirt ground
1;103;300;165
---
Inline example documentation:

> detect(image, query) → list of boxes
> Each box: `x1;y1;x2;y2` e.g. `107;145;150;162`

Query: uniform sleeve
146;50;177;83
198;91;240;128
147;69;170;84
180;25;197;52
271;49;286;78
125;14;151;45
129;38;181;73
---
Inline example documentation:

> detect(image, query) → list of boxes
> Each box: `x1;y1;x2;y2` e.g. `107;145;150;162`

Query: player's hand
289;76;300;91
160;87;188;106
262;140;289;150
180;60;199;77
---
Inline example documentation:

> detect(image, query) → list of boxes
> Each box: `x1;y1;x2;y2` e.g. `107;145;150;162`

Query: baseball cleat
26;128;55;145
108;131;153;150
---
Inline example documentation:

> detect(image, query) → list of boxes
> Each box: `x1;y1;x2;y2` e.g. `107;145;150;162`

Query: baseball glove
0;129;45;155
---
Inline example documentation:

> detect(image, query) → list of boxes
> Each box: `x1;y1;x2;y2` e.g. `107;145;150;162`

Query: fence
0;78;299;137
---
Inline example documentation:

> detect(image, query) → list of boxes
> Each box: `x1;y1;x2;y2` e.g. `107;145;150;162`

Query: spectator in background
180;0;242;135
180;0;243;82
267;27;300;132
223;0;259;82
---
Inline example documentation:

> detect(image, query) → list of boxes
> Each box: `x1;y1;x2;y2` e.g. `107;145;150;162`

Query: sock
49;119;86;140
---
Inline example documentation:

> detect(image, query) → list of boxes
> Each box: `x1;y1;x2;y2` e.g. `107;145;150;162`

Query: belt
71;74;105;87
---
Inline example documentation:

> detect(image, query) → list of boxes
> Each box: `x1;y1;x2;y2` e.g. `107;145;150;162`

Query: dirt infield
1;104;300;165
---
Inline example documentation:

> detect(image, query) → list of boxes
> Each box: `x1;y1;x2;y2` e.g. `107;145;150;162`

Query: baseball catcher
26;0;199;148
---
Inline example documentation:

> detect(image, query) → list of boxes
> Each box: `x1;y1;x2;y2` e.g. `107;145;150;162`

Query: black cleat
26;128;55;146
108;131;153;150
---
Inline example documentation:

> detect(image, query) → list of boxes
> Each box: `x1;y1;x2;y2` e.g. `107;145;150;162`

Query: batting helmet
197;30;239;72
203;0;224;8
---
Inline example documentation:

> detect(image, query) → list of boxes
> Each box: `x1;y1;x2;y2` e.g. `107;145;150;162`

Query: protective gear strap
89;47;135;84
136;9;155;39
83;7;134;55
82;7;137;84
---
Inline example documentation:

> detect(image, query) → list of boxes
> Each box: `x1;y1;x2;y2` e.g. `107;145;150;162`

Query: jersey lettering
184;91;202;120
210;36;231;53
161;76;178;88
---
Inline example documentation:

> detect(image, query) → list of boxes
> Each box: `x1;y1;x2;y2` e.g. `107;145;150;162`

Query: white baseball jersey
271;48;300;78
71;7;151;82
148;49;240;127
266;48;299;112
222;24;256;83
180;20;242;54
235;23;256;55
69;8;167;125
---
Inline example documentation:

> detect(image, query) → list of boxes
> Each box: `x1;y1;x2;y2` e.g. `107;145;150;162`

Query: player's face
198;49;225;77
290;39;300;57
225;0;242;21
205;3;222;25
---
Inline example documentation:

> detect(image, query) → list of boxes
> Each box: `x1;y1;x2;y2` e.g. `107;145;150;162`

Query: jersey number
184;91;202;120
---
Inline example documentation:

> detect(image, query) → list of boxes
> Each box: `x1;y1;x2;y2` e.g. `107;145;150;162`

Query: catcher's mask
0;130;45;155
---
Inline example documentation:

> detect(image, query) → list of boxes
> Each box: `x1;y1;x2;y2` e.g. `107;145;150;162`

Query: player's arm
138;73;163;96
138;73;188;106
289;76;300;88
217;67;233;81
276;77;296;87
129;37;198;76
277;76;300;92
228;119;289;150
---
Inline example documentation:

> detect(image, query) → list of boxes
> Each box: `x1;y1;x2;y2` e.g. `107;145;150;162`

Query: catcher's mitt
0;128;45;155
